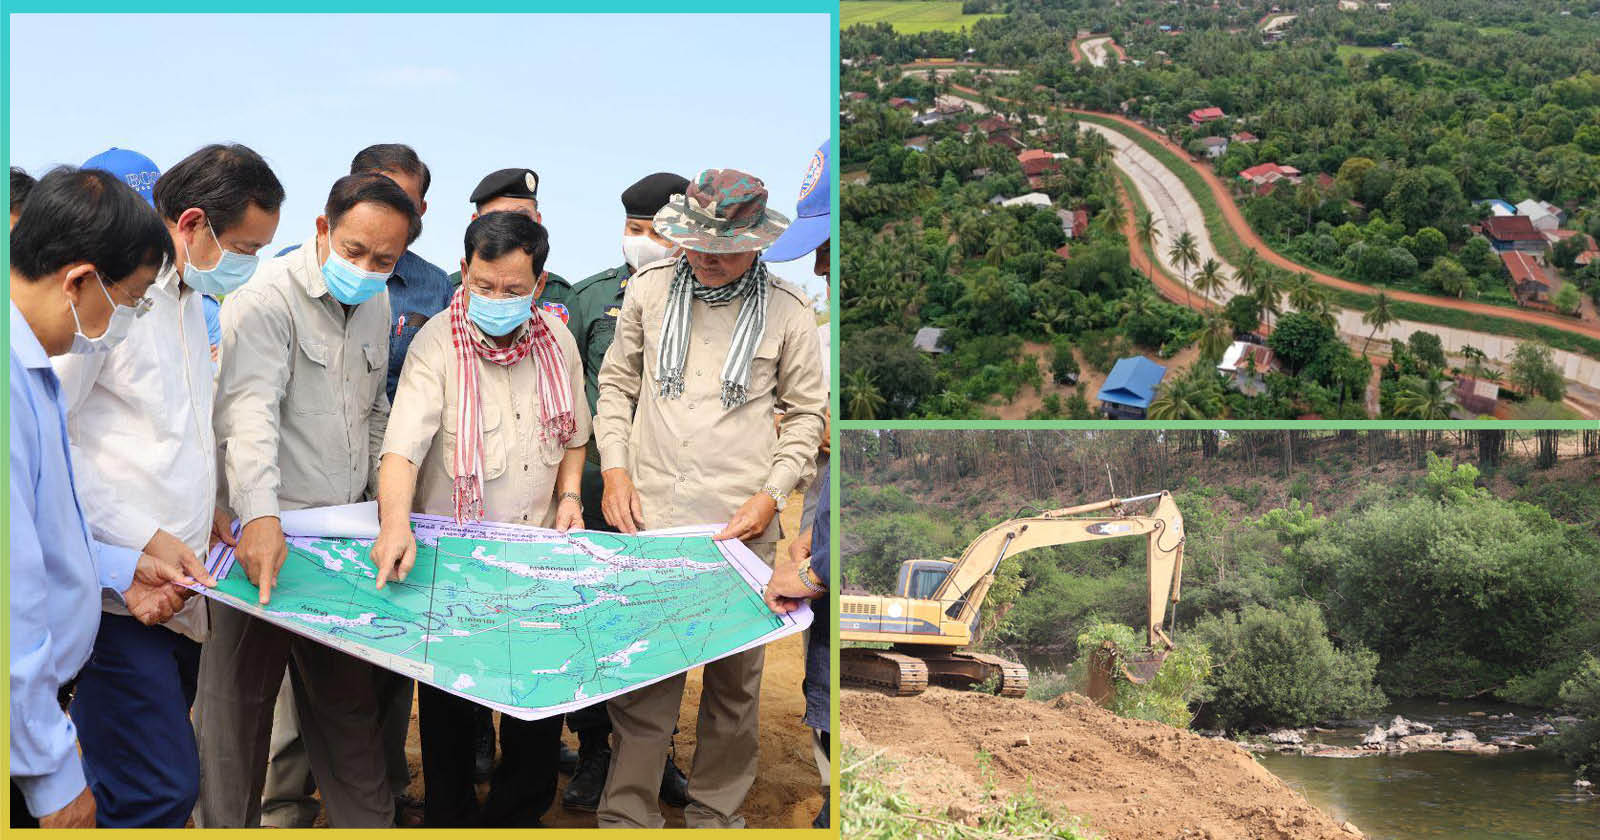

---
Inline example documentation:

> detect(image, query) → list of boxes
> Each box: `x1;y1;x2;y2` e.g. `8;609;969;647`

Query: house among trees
843;91;868;101
1018;149;1060;188
1057;207;1089;239
886;97;918;110
1481;215;1547;252
903;135;931;152
1097;357;1168;419
1188;106;1225;127
1238;162;1301;186
1501;250;1553;306
1477;198;1516;217
1199;136;1229;158
1230;131;1259;144
1514;198;1563;231
1217;341;1277;396
1453;376;1500;416
998;192;1052;209
912;327;949;354
1547;230;1599;265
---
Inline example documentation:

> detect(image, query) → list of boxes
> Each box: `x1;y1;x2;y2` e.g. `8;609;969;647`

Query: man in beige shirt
369;211;588;826
593;169;826;828
194;173;419;827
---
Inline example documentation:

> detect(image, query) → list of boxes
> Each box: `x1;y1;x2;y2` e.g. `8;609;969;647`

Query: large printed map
200;515;809;719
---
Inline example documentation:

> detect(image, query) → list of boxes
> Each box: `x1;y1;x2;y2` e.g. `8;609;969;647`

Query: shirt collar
618;263;633;294
295;237;331;300
10;301;52;370
390;250;421;287
155;262;183;296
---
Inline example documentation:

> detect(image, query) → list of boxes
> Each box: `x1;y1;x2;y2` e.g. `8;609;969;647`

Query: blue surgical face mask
467;283;533;337
321;228;390;305
184;219;260;296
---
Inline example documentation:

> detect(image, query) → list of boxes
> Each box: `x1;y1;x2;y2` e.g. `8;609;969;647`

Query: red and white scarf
449;288;576;524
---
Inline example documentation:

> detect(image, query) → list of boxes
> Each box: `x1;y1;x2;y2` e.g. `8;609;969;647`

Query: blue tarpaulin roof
1097;356;1167;408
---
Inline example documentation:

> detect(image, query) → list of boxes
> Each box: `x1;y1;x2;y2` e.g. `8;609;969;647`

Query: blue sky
8;13;830;298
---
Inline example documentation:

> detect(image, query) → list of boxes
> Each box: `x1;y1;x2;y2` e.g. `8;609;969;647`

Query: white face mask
622;234;676;270
67;271;142;354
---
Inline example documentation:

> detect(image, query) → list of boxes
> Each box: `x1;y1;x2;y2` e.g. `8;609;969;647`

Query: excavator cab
894;559;954;600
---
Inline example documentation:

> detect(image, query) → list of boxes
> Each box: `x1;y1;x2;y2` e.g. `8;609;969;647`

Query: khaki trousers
597;541;775;829
191;601;393;827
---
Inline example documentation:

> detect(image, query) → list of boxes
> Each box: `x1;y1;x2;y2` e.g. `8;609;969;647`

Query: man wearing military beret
593;170;826;828
560;172;694;814
448;168;578;338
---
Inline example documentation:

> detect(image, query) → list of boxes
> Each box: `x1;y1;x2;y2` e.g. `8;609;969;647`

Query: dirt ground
843;687;1357;840
363;498;822;828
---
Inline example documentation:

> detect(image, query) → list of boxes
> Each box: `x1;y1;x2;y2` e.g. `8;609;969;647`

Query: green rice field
841;1;1002;34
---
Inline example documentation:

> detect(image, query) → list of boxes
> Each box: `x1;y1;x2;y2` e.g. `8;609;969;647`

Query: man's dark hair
464;211;550;276
10;167;36;215
350;143;431;200
152;143;286;233
325;173;423;245
10;166;173;283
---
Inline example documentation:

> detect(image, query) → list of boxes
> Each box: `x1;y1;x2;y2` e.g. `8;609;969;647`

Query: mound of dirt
843;687;1359;840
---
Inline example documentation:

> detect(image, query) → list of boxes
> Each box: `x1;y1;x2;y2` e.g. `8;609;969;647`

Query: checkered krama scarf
656;255;769;409
449;288;575;524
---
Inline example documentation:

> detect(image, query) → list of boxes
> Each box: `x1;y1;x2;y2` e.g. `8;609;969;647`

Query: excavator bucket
1085;641;1171;708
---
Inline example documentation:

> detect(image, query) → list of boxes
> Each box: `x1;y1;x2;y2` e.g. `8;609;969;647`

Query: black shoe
473;725;495;783
659;754;690;808
812;789;829;829
559;742;579;776
561;747;610;812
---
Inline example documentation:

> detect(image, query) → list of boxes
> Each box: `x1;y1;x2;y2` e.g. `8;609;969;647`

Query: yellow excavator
840;491;1186;700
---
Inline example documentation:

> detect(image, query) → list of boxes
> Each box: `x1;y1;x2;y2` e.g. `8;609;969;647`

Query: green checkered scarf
657;255;769;409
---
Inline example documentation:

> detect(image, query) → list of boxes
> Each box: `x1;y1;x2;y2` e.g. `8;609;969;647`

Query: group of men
9;138;833;830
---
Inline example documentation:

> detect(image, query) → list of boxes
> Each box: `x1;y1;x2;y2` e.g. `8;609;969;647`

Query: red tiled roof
1231;131;1258;143
1055;244;1072;259
977;116;1011;133
1482;215;1543;242
1189;107;1225;123
1500;251;1550;289
1018;149;1052;163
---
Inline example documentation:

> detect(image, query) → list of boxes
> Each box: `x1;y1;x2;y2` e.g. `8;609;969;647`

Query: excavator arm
929;491;1186;647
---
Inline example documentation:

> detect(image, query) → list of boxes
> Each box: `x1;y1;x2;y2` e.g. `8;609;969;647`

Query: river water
1254;700;1599;839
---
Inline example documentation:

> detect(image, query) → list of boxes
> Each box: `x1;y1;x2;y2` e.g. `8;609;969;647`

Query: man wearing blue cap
57;144;284;827
82;147;161;207
756;139;832;829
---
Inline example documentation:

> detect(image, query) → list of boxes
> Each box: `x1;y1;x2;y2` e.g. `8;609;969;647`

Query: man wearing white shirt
53;144;284;827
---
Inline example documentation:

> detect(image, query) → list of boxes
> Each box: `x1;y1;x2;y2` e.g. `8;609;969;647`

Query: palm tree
1233;247;1264;297
843;369;885;420
1287;271;1322;313
1253;268;1286;330
1193;310;1234;362
1393;375;1459;420
1193;258;1227;304
1167;230;1201;308
1361;291;1395;355
1147;367;1223;420
1134;211;1161;276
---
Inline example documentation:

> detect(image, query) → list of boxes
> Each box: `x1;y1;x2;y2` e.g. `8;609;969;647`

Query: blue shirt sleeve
8;372;89;818
809;465;829;582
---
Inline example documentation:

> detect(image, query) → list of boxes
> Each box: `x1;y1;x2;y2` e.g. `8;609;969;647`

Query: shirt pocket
441;399;508;481
746;333;783;403
363;342;387;392
288;338;338;415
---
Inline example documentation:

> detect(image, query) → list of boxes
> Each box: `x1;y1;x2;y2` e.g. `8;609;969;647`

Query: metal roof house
1097;356;1168;419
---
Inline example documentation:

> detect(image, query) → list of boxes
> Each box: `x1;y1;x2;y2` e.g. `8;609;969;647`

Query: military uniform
571;263;631;517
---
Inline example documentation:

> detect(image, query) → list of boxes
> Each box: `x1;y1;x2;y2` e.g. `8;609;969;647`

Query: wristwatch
798;559;826;595
559;491;582;511
761;484;787;511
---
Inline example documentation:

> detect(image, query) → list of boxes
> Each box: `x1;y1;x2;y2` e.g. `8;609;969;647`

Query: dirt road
844;687;1357;840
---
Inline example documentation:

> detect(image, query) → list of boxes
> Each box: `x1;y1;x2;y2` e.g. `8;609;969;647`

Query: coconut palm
1167;230;1201;308
1362;291;1395;355
843;369;885;420
1233;247;1264;297
1393;375;1459;420
1134;211;1161;280
1147;367;1224;420
1193;310;1234;362
1193;258;1227;304
1253;268;1286;330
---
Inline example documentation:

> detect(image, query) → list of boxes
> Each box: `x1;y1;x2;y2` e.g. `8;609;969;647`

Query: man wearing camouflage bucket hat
592;169;826;828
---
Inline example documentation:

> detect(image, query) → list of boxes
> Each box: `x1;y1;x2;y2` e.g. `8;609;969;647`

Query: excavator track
842;648;930;696
919;651;1031;698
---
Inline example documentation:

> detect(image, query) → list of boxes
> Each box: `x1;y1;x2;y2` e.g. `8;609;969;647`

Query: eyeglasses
97;272;155;318
104;276;156;316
